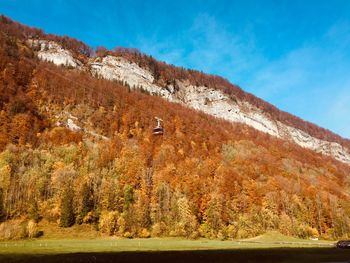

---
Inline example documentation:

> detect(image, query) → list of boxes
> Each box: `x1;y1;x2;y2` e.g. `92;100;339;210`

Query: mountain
21;34;350;165
0;15;350;240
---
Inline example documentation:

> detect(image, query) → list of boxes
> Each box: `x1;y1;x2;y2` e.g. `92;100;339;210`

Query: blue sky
1;0;350;138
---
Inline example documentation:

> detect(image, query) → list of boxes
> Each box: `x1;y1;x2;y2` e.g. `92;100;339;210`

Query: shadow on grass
1;248;350;263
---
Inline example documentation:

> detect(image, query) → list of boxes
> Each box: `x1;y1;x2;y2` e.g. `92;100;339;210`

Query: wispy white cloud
136;13;262;79
326;84;350;137
136;14;350;138
244;20;350;138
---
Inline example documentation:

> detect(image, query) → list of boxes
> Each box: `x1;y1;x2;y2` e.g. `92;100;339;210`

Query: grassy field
0;232;348;263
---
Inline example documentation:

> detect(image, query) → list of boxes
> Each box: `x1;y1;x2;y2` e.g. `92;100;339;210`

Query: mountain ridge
2;15;349;142
8;18;348;164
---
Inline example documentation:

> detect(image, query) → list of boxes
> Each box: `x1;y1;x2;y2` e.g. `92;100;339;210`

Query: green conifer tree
28;198;40;223
80;183;93;218
60;187;75;227
0;188;5;221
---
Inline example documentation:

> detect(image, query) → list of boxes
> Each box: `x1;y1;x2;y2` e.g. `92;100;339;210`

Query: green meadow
1;232;348;263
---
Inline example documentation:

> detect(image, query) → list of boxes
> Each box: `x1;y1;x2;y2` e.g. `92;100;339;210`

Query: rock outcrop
27;39;82;68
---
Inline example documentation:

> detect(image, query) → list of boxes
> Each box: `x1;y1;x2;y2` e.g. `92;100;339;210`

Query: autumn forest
0;16;350;241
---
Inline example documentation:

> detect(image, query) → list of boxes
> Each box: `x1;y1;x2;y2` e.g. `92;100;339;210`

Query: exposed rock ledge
27;39;82;68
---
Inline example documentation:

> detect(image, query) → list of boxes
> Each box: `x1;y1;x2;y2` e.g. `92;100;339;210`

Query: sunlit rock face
27;39;82;68
89;56;173;99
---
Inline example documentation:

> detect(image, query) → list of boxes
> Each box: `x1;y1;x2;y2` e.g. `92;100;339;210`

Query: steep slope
19;33;350;164
27;39;82;68
87;54;350;163
1;15;350;240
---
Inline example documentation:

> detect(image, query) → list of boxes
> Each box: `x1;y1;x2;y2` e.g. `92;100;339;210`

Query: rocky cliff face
89;55;172;99
28;40;350;164
27;39;82;68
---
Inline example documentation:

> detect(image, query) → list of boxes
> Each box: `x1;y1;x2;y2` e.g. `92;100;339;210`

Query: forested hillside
0;15;350;240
